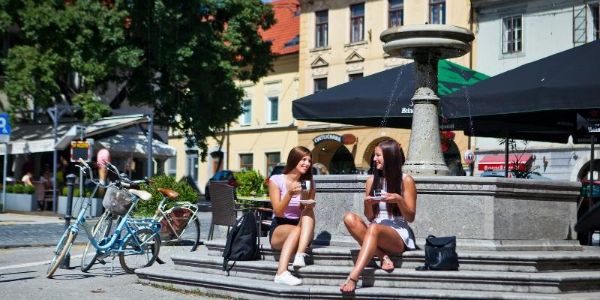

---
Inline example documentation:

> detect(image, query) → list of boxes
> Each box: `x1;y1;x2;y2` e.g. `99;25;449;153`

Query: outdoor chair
33;181;53;210
207;181;272;241
207;181;241;240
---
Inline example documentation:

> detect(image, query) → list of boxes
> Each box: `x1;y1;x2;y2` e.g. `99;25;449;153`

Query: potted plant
4;183;36;212
57;186;103;217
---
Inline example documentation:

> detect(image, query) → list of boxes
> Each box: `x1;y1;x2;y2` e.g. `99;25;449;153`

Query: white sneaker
274;271;302;286
292;253;306;268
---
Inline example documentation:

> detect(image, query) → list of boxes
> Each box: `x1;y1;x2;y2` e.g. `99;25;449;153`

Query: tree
0;0;142;121
1;0;275;158
123;0;275;159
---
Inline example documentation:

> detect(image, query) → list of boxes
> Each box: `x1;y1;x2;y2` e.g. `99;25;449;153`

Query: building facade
296;0;473;174
471;0;600;181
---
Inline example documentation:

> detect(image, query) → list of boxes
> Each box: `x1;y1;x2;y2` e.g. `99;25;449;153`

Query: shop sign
313;134;342;144
70;139;93;162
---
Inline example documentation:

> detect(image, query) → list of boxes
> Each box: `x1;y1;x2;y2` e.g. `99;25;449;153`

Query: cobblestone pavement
0;245;225;300
0;211;228;248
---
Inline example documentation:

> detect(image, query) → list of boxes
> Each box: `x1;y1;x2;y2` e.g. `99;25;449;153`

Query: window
350;3;365;43
267;96;279;123
349;73;363;81
592;4;600;40
315;10;328;48
314;78;327;93
166;155;177;177
241;99;251;125
389;0;404;28
187;152;199;182
429;0;445;24
502;15;522;54
266;152;281;175
239;154;253;171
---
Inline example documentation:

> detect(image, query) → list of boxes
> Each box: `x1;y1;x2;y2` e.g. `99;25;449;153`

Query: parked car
204;170;238;202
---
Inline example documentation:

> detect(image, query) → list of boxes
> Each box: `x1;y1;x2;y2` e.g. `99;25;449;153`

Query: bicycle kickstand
156;256;165;264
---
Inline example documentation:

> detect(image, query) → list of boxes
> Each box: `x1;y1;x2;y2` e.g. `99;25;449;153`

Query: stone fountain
313;25;581;251
380;24;474;176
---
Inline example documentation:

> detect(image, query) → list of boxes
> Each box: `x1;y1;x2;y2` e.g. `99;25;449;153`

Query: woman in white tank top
340;139;417;293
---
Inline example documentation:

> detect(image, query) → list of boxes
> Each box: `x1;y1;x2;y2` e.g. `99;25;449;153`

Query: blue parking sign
0;113;10;135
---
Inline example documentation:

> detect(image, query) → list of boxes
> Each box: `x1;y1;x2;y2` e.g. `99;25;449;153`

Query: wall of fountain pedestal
313;175;581;251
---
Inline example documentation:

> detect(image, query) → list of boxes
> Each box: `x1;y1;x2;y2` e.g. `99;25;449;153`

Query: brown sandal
381;255;395;272
340;276;358;293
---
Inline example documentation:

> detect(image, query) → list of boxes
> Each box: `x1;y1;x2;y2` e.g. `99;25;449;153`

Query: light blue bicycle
47;159;162;278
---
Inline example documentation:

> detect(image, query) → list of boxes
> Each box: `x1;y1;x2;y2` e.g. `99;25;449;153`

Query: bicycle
153;188;201;251
47;159;162;278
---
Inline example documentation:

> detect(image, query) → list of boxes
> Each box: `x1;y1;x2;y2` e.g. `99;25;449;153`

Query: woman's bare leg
343;212;387;258
270;224;301;275
297;208;315;254
341;224;405;292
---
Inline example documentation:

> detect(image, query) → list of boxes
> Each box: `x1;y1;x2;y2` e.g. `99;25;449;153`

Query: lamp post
48;104;71;212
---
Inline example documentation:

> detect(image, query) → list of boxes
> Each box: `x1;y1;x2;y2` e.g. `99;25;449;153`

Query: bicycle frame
154;198;198;239
71;190;160;255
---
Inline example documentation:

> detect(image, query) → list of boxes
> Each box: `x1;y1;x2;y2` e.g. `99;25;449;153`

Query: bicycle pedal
98;258;107;265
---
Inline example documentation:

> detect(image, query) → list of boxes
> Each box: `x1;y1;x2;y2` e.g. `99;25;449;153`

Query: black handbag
415;235;459;271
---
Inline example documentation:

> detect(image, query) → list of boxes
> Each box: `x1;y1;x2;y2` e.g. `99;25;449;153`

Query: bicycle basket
102;187;133;215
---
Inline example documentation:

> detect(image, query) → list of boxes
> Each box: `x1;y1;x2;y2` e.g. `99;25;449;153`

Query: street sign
0;113;11;143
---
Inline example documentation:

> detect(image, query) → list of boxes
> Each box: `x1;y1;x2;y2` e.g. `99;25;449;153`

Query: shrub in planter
135;175;199;217
23;185;35;194
5;184;13;193
12;184;24;194
234;170;266;197
61;187;92;197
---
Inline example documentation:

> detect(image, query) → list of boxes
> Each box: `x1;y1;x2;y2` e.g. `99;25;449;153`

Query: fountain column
380;25;474;176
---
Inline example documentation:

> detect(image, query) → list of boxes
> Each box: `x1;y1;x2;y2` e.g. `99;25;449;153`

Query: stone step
205;238;600;272
169;253;600;294
137;264;600;300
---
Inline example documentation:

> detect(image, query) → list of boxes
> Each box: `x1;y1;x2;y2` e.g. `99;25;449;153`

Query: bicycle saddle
158;188;179;200
128;189;152;201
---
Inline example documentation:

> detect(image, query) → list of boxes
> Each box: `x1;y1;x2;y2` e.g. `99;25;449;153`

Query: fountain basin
380;24;474;59
314;175;580;251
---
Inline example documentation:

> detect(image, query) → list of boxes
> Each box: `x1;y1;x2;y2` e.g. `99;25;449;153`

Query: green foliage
1;0;276;158
234;170;265;197
134;174;199;217
6;183;33;194
0;0;142;121
60;186;92;197
23;184;35;194
12;184;24;193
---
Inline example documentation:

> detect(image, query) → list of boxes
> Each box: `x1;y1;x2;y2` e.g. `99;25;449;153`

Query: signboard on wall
313;134;342;145
70;140;93;162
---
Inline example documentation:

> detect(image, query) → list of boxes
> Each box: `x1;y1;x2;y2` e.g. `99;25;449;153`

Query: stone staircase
136;237;600;299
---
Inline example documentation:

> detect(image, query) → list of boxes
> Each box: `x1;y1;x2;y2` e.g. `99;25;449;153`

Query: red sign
478;153;533;171
342;134;357;145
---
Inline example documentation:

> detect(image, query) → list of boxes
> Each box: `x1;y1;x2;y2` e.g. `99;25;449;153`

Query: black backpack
222;212;260;271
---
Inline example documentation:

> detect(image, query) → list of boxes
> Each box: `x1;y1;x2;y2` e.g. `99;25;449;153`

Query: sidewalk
0;212;64;225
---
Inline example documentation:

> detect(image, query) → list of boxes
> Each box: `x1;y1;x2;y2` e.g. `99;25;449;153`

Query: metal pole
52;105;58;212
504;136;509;178
588;135;595;246
2;143;7;212
61;174;76;269
147;113;153;179
79;129;84;217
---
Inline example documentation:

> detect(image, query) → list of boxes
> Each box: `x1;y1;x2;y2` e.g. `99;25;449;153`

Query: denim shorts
268;217;300;243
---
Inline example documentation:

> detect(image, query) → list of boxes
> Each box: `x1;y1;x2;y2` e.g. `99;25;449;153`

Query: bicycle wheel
187;217;201;252
81;211;113;272
119;228;160;274
46;230;76;278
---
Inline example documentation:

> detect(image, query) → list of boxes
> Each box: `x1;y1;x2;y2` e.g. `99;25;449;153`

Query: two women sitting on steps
267;140;417;291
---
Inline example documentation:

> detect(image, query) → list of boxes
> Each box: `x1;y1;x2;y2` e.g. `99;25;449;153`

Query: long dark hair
370;139;405;217
283;146;313;182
